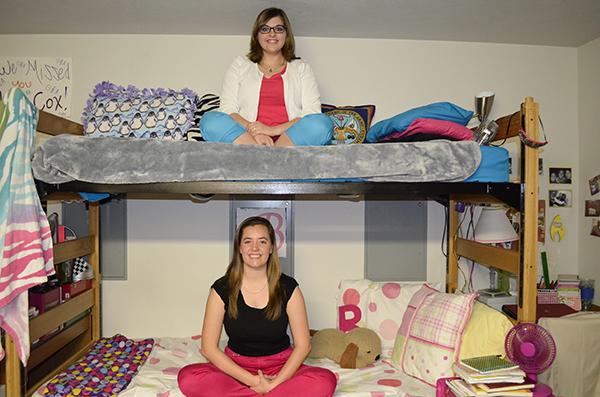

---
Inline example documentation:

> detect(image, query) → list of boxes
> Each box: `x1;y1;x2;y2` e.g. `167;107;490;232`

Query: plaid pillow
399;291;476;385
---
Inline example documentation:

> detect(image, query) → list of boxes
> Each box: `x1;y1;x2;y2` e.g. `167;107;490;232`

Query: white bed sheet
33;336;435;396
116;337;435;397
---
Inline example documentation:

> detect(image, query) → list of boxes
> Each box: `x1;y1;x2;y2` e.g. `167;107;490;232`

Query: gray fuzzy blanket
31;135;481;184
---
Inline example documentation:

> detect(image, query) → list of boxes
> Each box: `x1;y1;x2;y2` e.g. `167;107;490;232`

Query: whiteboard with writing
0;57;72;117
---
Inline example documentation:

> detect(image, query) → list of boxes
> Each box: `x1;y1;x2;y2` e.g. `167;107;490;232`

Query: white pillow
337;279;442;357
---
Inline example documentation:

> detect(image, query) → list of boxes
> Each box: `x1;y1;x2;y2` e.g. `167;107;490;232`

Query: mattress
34;337;435;397
31;135;489;184
465;146;509;183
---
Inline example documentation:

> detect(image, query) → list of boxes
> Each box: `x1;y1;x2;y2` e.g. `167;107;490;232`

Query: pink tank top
257;65;289;141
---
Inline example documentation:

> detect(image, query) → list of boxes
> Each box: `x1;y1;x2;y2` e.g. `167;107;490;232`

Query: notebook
460;355;519;373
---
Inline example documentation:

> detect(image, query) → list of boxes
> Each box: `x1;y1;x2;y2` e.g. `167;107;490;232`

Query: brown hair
225;216;283;320
247;7;297;63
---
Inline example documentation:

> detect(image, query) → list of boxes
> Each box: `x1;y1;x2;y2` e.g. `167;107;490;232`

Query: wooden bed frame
1;97;539;396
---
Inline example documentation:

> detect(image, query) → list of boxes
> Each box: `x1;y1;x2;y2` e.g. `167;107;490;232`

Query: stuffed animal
309;327;381;369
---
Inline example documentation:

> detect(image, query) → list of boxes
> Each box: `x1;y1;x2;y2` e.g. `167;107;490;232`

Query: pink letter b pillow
337;279;442;357
399;291;476;385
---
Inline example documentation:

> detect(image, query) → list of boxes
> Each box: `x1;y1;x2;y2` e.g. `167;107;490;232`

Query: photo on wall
538;158;543;175
592;219;600;238
590;174;600;195
549;167;572;184
584;200;600;217
549;189;572;208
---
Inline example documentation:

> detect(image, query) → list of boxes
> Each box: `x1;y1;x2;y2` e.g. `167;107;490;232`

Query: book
460;355;520;374
453;363;525;385
479;380;535;393
447;379;477;397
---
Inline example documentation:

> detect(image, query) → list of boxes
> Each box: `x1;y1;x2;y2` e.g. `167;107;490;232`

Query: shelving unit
1;201;100;397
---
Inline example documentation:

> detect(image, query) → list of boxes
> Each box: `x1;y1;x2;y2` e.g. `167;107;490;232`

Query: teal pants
200;111;333;146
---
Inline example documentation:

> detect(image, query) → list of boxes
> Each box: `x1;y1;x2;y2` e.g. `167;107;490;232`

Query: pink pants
177;347;337;397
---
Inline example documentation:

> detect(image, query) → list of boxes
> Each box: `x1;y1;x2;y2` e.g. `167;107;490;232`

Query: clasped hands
250;369;278;394
247;122;280;146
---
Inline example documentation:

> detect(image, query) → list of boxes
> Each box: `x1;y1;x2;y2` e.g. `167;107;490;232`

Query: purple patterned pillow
82;81;198;140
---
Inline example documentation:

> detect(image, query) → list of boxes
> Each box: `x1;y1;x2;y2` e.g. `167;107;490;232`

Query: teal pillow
322;104;376;144
366;102;473;143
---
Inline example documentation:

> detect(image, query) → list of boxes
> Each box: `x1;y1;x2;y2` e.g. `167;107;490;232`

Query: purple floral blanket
41;334;154;396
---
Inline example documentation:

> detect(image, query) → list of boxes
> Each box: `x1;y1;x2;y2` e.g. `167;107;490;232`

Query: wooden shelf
28;315;90;369
53;236;95;264
30;289;94;342
456;237;519;274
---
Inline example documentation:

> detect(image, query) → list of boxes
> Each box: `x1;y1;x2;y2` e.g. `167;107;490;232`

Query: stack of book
446;355;535;397
556;274;581;310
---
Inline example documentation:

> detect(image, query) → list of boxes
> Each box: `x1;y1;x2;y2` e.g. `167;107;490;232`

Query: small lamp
474;91;499;145
475;206;518;297
475;91;495;122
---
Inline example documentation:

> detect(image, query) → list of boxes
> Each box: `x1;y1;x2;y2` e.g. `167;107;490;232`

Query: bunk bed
1;97;540;396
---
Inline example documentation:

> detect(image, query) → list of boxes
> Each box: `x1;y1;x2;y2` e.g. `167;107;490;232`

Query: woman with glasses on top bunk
177;217;336;396
200;7;333;147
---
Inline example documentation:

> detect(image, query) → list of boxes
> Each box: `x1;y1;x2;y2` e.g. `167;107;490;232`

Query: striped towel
0;88;54;364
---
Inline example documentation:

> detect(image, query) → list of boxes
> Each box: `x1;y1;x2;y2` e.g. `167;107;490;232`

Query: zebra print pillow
186;93;220;142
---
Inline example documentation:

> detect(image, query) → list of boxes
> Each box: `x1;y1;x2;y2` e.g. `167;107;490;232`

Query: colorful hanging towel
41;334;155;397
0;88;54;364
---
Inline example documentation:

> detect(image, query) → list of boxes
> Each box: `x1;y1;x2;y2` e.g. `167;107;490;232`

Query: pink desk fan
505;323;557;397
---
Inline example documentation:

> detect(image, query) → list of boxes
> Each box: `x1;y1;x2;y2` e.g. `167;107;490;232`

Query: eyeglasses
259;24;286;34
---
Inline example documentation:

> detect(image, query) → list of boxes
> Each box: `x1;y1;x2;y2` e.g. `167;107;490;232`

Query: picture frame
549;189;572;208
584;200;600;217
229;196;294;276
549;167;572;184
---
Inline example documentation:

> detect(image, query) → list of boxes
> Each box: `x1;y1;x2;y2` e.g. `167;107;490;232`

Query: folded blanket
0;88;54;364
32;136;482;184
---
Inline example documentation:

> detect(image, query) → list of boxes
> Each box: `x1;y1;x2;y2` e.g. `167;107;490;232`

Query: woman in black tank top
178;214;336;396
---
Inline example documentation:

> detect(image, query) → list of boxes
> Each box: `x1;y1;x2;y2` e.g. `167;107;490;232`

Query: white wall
578;37;600;305
0;35;578;336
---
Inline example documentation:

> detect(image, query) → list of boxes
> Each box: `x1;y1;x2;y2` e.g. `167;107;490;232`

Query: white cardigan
218;55;322;122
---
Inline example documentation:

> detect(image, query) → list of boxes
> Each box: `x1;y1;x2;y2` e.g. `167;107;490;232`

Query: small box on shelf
29;282;61;313
61;279;92;301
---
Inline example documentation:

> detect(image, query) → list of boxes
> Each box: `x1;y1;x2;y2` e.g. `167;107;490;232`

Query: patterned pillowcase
82;81;198;140
186;93;220;142
337;279;442;357
321;104;376;145
398;291;477;386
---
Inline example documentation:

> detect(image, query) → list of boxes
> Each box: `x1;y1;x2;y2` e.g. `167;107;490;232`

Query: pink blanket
0;88;54;364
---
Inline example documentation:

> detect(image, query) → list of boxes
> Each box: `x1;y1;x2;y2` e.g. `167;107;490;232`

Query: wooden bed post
88;202;101;340
5;335;22;397
518;97;539;323
447;196;459;293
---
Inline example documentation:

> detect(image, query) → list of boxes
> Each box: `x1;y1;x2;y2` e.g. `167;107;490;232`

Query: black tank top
212;273;298;356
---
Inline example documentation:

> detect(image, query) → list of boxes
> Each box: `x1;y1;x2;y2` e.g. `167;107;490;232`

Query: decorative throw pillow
391;284;438;366
366;102;473;143
321;104;375;145
379;118;475;143
82;81;198;140
398;291;476;385
337;279;442;357
186;93;220;142
459;301;514;360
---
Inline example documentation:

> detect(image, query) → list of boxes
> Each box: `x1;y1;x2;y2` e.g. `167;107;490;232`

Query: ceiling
2;0;600;47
